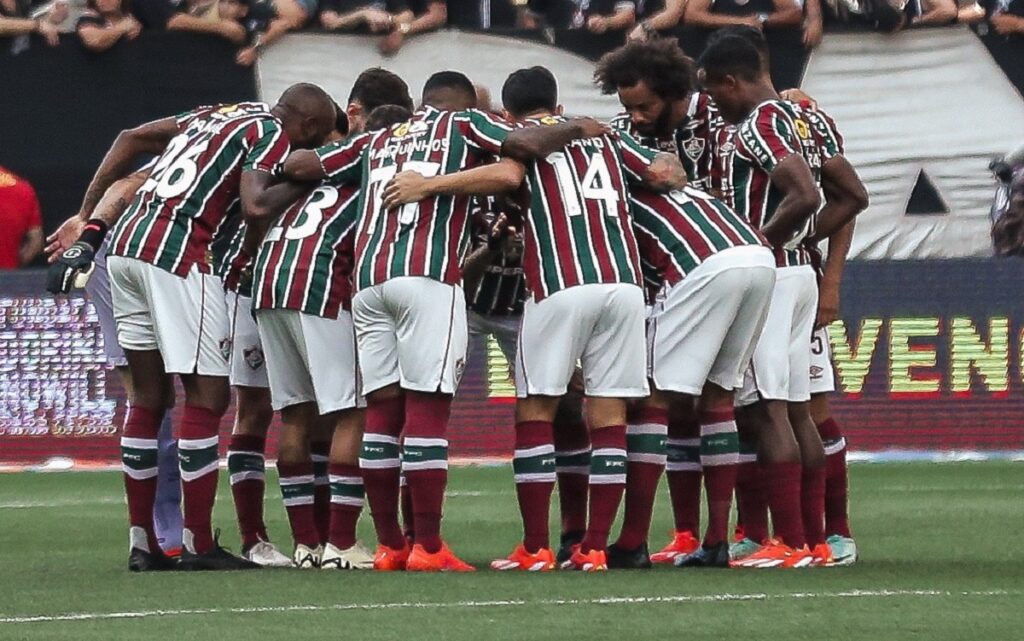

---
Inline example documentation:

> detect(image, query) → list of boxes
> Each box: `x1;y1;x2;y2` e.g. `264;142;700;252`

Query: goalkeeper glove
46;220;108;294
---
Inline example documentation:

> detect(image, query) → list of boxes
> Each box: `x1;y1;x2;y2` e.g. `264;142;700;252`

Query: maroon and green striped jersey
252;183;360;318
315;106;512;291
729;99;826;268
109;103;290;277
610;92;722;192
211;208;248;294
506;116;657;300
631;186;767;289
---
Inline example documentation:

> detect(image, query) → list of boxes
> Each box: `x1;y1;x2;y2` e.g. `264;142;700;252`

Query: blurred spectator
320;0;446;56
957;0;984;21
987;0;1024;34
527;0;637;34
127;0;250;43
0;166;44;270
912;0;956;23
684;0;803;32
1;0;68;52
447;0;520;28
76;0;142;51
378;0;446;55
627;0;685;40
234;0;315;64
829;0;956;31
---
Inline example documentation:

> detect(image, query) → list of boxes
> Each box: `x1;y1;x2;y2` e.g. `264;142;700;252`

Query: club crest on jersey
539;116;560;125
684;137;706;161
244;347;265;370
219;338;232;361
795;119;811;140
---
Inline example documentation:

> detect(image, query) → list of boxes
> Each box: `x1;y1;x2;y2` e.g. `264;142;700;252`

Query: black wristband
78;220;109;251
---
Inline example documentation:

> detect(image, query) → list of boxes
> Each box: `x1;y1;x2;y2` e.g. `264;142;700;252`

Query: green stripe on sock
590;451;627;476
627;432;667;456
227;452;264;475
360;440;400;462
330;479;364;501
402;444;448;464
281;480;315;502
122;446;158;471
513;452;556;476
701;431;740;457
179;445;218;474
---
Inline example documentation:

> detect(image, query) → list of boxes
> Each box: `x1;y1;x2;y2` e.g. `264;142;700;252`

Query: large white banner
259;27;1024;259
802;27;1024;259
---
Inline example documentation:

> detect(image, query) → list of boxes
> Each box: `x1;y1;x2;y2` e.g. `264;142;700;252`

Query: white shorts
515;283;648;398
352;277;468;396
226;290;269;389
648;246;776;395
809;325;836;395
736;265;818;405
257;308;364;413
108;256;230;377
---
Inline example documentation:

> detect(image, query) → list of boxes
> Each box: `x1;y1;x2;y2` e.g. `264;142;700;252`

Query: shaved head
273;83;337;149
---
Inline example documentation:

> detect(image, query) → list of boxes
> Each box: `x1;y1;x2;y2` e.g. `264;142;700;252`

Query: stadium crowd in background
3;0;1021;67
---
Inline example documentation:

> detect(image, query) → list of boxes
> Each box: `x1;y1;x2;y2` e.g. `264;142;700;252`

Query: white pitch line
0;590;1015;625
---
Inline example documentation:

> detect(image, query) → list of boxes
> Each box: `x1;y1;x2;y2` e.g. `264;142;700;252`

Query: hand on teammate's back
572;117;612;139
383;171;431;209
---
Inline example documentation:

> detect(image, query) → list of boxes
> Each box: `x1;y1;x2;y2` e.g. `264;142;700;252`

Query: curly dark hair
594;38;695;101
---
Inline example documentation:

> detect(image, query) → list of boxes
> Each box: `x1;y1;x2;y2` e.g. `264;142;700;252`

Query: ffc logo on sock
280;475;316;506
227;450;265;484
329;476;365;506
513;444;556;483
700;427;739;466
589;448;627;484
626;424;667;465
360;434;400;469
401;438;449;471
121;437;159;480
178;436;220;481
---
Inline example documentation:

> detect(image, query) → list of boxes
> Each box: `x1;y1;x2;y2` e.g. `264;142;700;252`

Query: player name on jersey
253;183;360;319
109;103;290;277
517;115;656;301
729;99;829;268
631;186;767;288
317;106;511;292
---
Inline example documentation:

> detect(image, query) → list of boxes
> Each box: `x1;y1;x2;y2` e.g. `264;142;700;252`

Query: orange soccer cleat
808;543;834;567
650;530;701;564
730;539;814;569
490;544;556;571
564;546;608;572
372;543;411;571
406;543;476;572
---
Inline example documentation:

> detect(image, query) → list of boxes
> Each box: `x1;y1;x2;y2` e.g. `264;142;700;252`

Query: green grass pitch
2;462;1021;641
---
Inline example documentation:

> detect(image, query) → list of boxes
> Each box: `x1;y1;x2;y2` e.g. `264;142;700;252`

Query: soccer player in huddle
49;84;337;571
251;102;414;570
386;65;687;571
280;71;525;571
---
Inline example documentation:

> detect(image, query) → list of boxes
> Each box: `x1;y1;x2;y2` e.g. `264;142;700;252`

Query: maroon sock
121;405;164;553
360;395;405;550
227;434;268;549
328;463;363;550
818;418;852;538
802;465;826;547
311;441;331;545
178;405;223;554
277;460;320;548
700;408;739;547
736;456;769;543
513;420;556;553
581;425;627;553
403;392;452;554
764;461;806;548
553;415;590;537
665;411;702;535
616;406;667;551
400;473;414;540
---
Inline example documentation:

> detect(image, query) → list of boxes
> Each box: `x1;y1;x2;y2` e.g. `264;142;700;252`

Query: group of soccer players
46;24;867;573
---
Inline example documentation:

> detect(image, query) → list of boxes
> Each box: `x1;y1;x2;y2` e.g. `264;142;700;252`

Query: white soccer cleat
293;544;322;569
826;535;858;567
320;542;375;570
244;540;294;568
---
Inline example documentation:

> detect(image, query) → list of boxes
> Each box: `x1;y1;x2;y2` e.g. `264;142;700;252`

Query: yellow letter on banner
827;319;882;395
949;317;1009;397
889;318;941;396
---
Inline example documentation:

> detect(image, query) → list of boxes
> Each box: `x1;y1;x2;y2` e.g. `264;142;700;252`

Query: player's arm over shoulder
283;133;370;184
616;130;686;192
